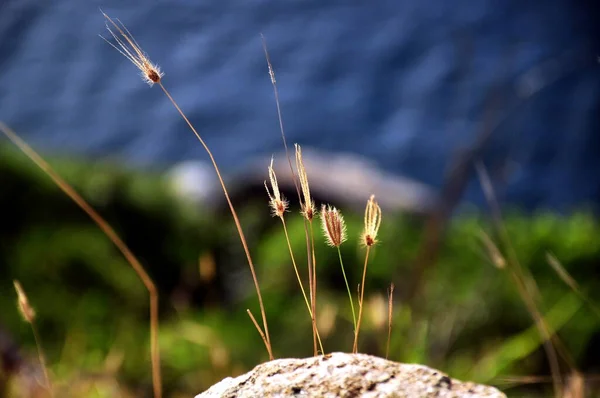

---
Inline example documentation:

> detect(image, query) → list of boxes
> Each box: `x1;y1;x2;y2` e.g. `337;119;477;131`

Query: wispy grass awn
100;11;273;363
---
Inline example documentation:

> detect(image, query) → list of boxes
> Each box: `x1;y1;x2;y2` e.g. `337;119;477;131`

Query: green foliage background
1;145;599;397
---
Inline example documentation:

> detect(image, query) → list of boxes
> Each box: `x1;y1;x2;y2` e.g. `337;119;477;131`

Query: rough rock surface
195;352;506;398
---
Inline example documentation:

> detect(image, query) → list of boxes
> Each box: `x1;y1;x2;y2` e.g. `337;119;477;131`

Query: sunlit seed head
295;144;316;221
320;204;347;247
100;11;164;86
14;280;35;324
265;157;288;218
361;195;382;247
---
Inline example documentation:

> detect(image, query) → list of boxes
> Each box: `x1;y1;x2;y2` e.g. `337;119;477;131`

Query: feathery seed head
361;195;382;247
14;281;35;323
320;204;347;247
100;11;164;86
295;144;316;221
265;157;288;218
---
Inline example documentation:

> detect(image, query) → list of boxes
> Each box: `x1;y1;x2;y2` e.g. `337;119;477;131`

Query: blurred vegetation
1;144;599;397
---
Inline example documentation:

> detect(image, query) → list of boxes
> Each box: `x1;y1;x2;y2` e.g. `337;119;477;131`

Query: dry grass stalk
265;159;324;353
475;161;562;398
1;122;161;398
546;253;600;320
261;35;318;355
478;229;506;269
246;310;271;360
546;253;579;292
307;219;319;355
295;144;320;355
321;204;356;348
100;12;272;361
13;281;53;397
386;283;395;359
353;195;382;353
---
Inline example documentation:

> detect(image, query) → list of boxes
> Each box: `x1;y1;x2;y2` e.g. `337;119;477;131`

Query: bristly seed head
265;157;288;218
361;195;382;247
320;204;347;247
100;11;164;86
13;280;35;324
295;144;316;221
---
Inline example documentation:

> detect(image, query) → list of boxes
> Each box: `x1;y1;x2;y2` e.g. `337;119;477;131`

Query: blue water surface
1;0;599;211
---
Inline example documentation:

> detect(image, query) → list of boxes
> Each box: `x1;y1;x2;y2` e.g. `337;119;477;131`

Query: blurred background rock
0;0;599;396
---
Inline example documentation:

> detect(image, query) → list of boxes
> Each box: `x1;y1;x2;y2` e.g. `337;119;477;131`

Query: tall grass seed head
100;11;164;86
320;204;347;247
13;280;35;323
295;144;316;221
265;157;288;218
362;194;382;247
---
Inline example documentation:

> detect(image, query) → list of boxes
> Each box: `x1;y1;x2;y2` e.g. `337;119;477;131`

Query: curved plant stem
1;122;162;397
281;218;324;354
158;83;273;360
247;309;271;358
261;35;318;355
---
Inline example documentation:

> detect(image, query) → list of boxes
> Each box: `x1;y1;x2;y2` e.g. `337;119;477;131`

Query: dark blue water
1;0;599;211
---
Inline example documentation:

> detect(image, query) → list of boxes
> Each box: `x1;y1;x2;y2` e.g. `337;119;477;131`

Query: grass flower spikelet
265;157;288;218
320;204;347;247
362;194;382;247
295;144;316;221
100;11;164;86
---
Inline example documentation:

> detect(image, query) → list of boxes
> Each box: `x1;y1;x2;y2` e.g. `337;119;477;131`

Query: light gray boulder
195;352;506;398
169;148;439;215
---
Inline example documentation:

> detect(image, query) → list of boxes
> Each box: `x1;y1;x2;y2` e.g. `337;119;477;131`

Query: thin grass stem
261;35;318;355
308;220;319;354
1;122;162;398
336;247;356;334
157;83;273;360
547;253;600;320
281;218;324;353
353;246;371;353
386;283;395;359
246;309;271;359
30;322;53;397
280;217;324;352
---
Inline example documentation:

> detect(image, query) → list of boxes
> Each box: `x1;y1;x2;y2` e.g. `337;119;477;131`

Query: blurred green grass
1;145;599;397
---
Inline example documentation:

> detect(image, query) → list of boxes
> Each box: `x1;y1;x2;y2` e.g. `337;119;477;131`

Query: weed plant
0;11;599;398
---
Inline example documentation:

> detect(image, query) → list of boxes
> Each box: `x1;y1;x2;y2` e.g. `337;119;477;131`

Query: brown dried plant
261;35;319;355
353;194;382;353
265;158;324;353
295;144;320;354
321;204;356;344
1;122;160;397
100;12;272;362
13;280;53;397
386;283;395;359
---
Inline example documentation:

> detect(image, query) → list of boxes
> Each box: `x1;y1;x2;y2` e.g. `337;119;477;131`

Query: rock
169;148;439;216
195;352;506;398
